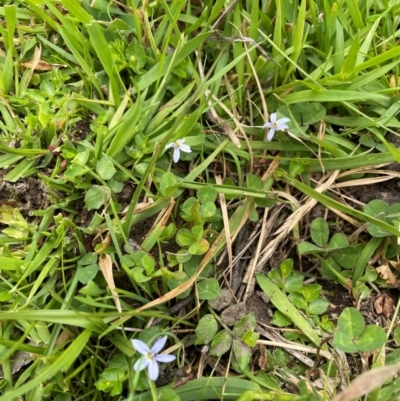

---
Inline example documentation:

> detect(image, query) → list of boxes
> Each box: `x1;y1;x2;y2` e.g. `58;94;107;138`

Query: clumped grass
1;0;400;400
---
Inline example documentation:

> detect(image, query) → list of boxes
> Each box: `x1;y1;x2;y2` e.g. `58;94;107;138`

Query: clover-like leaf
195;314;218;345
232;339;251;372
355;325;387;352
197;279;219;300
337;307;365;338
310;217;329;247
210;330;232;357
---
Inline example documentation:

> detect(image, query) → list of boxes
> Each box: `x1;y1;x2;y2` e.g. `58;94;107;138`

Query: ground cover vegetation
1;0;400;400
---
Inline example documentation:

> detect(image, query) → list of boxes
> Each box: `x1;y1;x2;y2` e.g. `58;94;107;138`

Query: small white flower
131;335;176;381
263;113;290;141
165;139;191;163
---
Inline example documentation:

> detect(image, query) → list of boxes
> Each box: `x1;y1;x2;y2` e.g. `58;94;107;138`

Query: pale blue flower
263;113;290;141
131;335;176;381
165;139;191;163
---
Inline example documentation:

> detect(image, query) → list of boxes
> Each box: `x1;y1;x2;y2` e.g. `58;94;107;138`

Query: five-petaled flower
131;335;176;381
263;113;290;141
165;139;191;163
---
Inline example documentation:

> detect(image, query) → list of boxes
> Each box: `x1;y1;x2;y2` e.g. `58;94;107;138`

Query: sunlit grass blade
87;21;122;106
284;0;306;81
256;274;324;347
0;329;92;401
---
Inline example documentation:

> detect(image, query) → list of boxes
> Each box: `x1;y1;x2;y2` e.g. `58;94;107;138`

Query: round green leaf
232;339;251;372
65;163;90;178
233;313;257;337
288;292;307;310
364;199;389;217
108;178;124;193
284;271;304;293
332;246;360;269
96;155;116;180
297;241;323;255
195;314;218;345
77;264;99;284
393;326;400;346
270;311;292;327
78;252;98;266
332;330;358;353
160;172;177;196
388;203;400;224
157;388;180;401
85;187;109;211
337;307;365;338
197;186;218;203
355;325;387;352
132;267;150;283
210;330;232;357
308;296;329;315
197;278;219;300
176;228;194;247
326;233;349;250
167;272;191;299
297;284;321;302
310;217;329;247
242;329;259;347
142;254;155;275
200;202;216;218
280;259;293;279
184;256;212;278
176;249;192;263
79;281;105;296
191;225;203;240
246;173;263;190
189;239;209;255
364;200;391;237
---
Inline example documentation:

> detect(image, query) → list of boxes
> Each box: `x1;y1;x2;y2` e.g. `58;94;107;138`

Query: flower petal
151;335;168;354
277;123;289;130
165;142;175;149
179;144;191;153
147;360;160;381
134;356;150;372
155;354;176;363
267;128;276;141
263;122;272;128
173;148;180;163
269;113;277;123
131;339;151;355
278;117;290;124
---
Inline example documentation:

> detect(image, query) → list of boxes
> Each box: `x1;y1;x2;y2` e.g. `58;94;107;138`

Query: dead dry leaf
21;60;56;71
389;260;400;271
374;294;395;318
99;253;122;313
55;330;71;346
95;232;112;254
376;264;397;285
121;201;154;215
332;362;400;401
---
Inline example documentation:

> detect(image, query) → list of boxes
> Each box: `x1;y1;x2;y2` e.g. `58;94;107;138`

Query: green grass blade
352;237;382;284
1;329;92;401
256;274;323;347
87;21;122;106
346;0;364;30
283;90;388;104
285;0;306;80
